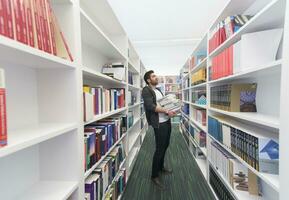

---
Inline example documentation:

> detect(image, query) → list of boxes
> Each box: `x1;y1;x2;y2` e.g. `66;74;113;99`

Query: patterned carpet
121;125;216;200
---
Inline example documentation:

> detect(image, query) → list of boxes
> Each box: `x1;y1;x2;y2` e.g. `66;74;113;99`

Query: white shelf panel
208;134;279;191
129;131;141;152
127;118;141;133
190;102;207;109
195;158;207;179
128;84;141;91
128;103;141;109
209;160;262;200
209;0;285;58
190;57;208;74
128;61;140;74
208;107;279;129
0;123;77;158
82;67;127;86
181;111;190;120
84;107;127;125
208;60;282;85
183;100;191;104
0;36;77;69
85;133;127;178
190;82;207;89
80;9;126;60
190;119;207;133
128;147;139;169
18;181;78;200
181;87;190;91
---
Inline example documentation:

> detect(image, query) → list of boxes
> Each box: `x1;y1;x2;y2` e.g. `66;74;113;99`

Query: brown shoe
151;177;165;190
160;168;173;175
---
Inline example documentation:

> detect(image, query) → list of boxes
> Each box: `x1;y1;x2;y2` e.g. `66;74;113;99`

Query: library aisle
121;125;215;200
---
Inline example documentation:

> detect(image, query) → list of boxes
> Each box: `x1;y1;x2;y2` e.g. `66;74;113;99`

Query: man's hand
167;110;177;117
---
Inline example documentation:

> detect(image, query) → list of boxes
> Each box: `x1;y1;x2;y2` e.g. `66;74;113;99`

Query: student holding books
142;70;177;190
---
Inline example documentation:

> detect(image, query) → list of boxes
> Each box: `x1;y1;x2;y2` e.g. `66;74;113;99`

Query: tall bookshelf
0;0;148;199
179;0;288;199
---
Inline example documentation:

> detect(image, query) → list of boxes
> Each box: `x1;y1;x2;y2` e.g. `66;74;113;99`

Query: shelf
208;134;279;191
128;103;141;109
129;131;141;151
181;87;190;91
190;119;207;133
183;100;191;104
17;181;78;200
0;123;77;158
128;84;141;91
208;107;279;129
208;60;282;85
127;118;141;133
52;0;74;4
128;147;139;169
188;135;207;157
85;133;127;178
191;57;208;74
84;107;127;125
195;157;207;179
208;0;285;58
209;160;261;200
82;67;127;86
0;35;77;69
80;9;126;60
190;82;207;89
190;103;207;109
181;111;190;120
128;61;140;74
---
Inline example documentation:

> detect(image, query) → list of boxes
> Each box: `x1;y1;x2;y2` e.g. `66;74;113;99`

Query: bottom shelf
18;181;78;200
195;158;207;180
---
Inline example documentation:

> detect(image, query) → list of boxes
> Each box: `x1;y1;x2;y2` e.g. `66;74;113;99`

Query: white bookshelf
179;0;287;199
0;0;149;199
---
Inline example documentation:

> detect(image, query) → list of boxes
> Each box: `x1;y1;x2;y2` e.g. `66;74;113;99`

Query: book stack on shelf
179;0;287;199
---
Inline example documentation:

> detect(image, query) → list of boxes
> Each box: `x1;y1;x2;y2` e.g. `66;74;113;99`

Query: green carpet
121;125;216;200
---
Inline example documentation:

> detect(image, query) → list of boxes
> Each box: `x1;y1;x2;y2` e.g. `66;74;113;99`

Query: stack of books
102;63;126;81
158;94;182;113
208;115;279;174
85;145;126;200
83;86;126;122
191;68;206;86
1;0;73;60
84;116;127;171
209;15;253;53
0;69;7;148
210;83;257;112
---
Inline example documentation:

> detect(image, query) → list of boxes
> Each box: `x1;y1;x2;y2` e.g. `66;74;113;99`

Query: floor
121;124;216;200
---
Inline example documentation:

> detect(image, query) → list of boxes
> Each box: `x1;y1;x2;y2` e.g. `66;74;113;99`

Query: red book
38;0;47;52
59;30;73;61
41;0;51;53
229;45;233;76
12;0;22;42
0;88;7;147
26;0;34;47
21;0;28;44
0;0;6;36
32;0;43;50
45;0;56;55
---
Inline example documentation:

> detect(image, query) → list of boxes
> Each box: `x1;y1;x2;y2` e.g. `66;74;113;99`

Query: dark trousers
151;120;172;178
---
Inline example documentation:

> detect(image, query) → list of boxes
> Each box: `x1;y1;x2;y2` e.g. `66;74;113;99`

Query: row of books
209;165;236;200
102;169;126;200
191;68;206;86
102;63;126;81
84;116;127;171
85;146;126;200
189;124;206;148
128;90;137;106
128;71;134;85
191;89;206;105
0;0;73;60
165;85;179;93
182;103;190;116
192;108;206;126
83;86;126;122
183;77;190;89
0;69;7;148
210;29;283;81
208;138;261;197
210;83;257;112
189;52;207;71
209;15;252;53
208;115;279;174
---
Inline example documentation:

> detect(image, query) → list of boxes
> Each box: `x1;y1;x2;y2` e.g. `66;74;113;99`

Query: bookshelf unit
0;0;148;199
179;0;288;199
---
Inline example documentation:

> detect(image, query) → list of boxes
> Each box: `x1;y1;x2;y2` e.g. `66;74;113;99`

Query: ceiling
108;0;229;75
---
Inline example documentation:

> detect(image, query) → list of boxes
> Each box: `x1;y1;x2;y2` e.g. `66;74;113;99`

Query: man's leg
159;120;172;171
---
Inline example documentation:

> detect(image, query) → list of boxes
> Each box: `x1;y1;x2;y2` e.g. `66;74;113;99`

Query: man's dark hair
144;70;154;85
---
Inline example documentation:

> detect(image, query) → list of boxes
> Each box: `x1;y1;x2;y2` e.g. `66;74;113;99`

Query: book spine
33;0;43;50
0;88;7;147
26;0;34;47
0;0;6;36
21;0;28;44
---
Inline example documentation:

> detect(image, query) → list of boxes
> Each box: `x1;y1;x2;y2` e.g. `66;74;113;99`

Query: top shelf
209;0;285;58
0;36;77;69
80;9;126;61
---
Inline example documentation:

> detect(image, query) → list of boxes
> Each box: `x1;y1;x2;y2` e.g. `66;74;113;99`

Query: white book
84;92;94;122
0;68;5;88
